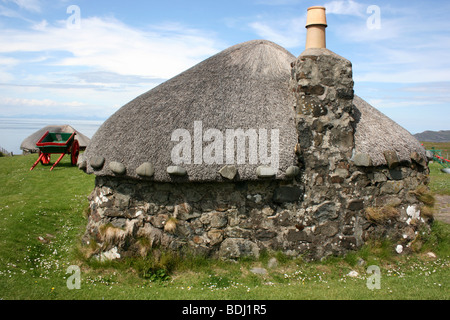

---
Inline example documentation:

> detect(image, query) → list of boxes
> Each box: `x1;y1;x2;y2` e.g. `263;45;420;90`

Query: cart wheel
71;140;79;166
39;152;51;165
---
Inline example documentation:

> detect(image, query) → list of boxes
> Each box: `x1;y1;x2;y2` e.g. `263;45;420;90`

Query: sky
0;0;449;134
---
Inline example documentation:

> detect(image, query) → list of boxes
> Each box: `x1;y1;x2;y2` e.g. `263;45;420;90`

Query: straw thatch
85;40;298;181
353;95;426;165
20;125;90;154
84;39;426;181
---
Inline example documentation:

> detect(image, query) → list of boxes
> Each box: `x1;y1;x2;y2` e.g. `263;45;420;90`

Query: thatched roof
353;95;426;166
84;40;299;181
84;39;426;182
20;125;91;153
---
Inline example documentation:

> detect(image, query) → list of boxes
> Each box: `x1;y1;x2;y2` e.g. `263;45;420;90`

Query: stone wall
84;161;431;261
84;176;307;260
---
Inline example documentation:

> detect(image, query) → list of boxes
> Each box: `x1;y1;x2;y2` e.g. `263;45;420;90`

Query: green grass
0;154;449;300
421;141;450;195
428;162;450;195
421;141;450;153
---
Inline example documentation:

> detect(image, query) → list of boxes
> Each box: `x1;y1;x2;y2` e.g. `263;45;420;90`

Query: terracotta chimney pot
305;6;327;49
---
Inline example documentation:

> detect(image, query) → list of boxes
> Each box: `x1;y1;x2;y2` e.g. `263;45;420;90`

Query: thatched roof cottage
21;124;90;154
80;7;430;261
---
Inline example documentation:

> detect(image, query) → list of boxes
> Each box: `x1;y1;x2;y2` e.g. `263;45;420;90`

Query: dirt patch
434;194;450;224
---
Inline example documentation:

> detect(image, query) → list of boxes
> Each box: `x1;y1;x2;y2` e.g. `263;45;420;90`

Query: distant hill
414;130;450;142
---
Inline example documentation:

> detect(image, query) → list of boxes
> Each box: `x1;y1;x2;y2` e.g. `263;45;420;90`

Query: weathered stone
285;166;300;177
167;166;187;176
315;221;339;237
114;193;130;208
313;201;338;222
426;252;437;259
90;156;105;170
111;218;127;229
372;172;387;183
77;154;87;170
153;191;169;203
136;223;162;247
97;247;121;261
347;199;364;211
224;227;252;239
334;168;349;178
313;134;323;146
330;175;344;184
136;162;154;177
109;161;126;175
287;229;312;242
150;214;167;229
256;166;276;178
255;229;277;241
250;267;268;275
218;238;260;260
210;212;228;228
207;229;223;246
383;150;400;169
176;208;201;221
261;206;274;217
219;165;237;180
274;210;292;226
353;153;372;167
411;152;426;167
273;186;303;203
374;195;402;207
267;257;278;269
347;270;359;278
388;168;404;180
380;181;404;194
339;236;357;250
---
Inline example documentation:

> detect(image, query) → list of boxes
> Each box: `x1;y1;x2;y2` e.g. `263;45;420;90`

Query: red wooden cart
30;131;80;171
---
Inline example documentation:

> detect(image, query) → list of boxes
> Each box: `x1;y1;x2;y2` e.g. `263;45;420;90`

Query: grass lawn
0;153;449;301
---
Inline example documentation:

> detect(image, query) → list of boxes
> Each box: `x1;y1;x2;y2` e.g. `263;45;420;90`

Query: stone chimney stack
290;6;357;257
305;6;327;49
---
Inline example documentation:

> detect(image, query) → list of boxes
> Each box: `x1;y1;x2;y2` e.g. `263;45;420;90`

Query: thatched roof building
80;6;431;261
21;124;90;154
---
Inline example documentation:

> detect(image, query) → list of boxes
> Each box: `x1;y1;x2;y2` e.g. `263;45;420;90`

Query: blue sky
0;0;449;134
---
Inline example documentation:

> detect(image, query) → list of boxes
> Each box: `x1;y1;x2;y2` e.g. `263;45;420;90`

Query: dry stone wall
84;176;307;260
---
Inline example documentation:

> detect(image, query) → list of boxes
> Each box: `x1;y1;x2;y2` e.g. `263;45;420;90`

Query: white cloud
0;70;14;82
0;16;223;80
253;0;302;5
0;96;85;107
0;4;21;18
324;0;366;17
32;18;47;30
355;68;450;84
0;14;226;119
2;0;41;12
248;16;305;48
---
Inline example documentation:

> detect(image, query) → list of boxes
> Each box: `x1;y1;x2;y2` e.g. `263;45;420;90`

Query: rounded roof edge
353;95;426;166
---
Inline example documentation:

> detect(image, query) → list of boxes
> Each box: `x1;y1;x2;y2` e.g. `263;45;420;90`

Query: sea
0;118;104;155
